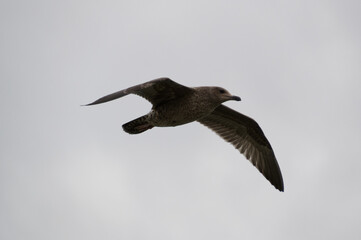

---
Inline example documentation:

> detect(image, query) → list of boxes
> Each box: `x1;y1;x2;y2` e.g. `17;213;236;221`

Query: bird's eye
219;89;226;94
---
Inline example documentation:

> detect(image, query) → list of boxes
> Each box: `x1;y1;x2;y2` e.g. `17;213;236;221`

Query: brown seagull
85;77;284;191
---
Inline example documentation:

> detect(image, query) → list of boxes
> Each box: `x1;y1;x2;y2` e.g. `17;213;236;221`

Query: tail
122;115;154;134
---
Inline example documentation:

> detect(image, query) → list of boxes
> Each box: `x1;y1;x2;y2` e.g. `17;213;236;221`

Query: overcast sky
1;0;361;239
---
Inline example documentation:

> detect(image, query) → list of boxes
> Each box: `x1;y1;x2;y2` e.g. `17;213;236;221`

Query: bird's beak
230;95;241;101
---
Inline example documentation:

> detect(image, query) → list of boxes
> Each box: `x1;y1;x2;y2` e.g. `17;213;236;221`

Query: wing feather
198;105;284;191
85;77;193;107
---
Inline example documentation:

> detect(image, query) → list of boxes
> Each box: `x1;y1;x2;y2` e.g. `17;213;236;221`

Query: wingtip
266;172;284;192
80;103;93;107
274;181;284;192
81;99;104;106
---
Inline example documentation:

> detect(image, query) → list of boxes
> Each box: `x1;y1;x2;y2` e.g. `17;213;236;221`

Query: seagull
85;77;284;191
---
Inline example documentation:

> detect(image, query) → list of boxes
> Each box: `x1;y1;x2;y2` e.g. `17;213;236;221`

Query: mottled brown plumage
85;77;284;191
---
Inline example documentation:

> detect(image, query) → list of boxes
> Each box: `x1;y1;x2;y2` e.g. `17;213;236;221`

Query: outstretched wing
198;105;284;191
85;77;194;107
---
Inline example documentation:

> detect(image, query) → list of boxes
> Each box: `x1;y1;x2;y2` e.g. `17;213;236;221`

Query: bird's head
210;87;241;104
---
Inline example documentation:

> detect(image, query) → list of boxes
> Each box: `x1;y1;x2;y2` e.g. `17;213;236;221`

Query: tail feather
122;115;154;134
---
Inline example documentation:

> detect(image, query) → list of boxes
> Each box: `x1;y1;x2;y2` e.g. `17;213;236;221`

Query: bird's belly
153;113;199;127
149;108;212;127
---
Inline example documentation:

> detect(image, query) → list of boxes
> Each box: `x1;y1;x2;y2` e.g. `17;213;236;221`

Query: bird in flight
85;77;284;191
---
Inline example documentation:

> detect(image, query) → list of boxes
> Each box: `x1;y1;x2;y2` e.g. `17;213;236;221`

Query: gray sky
1;0;361;239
